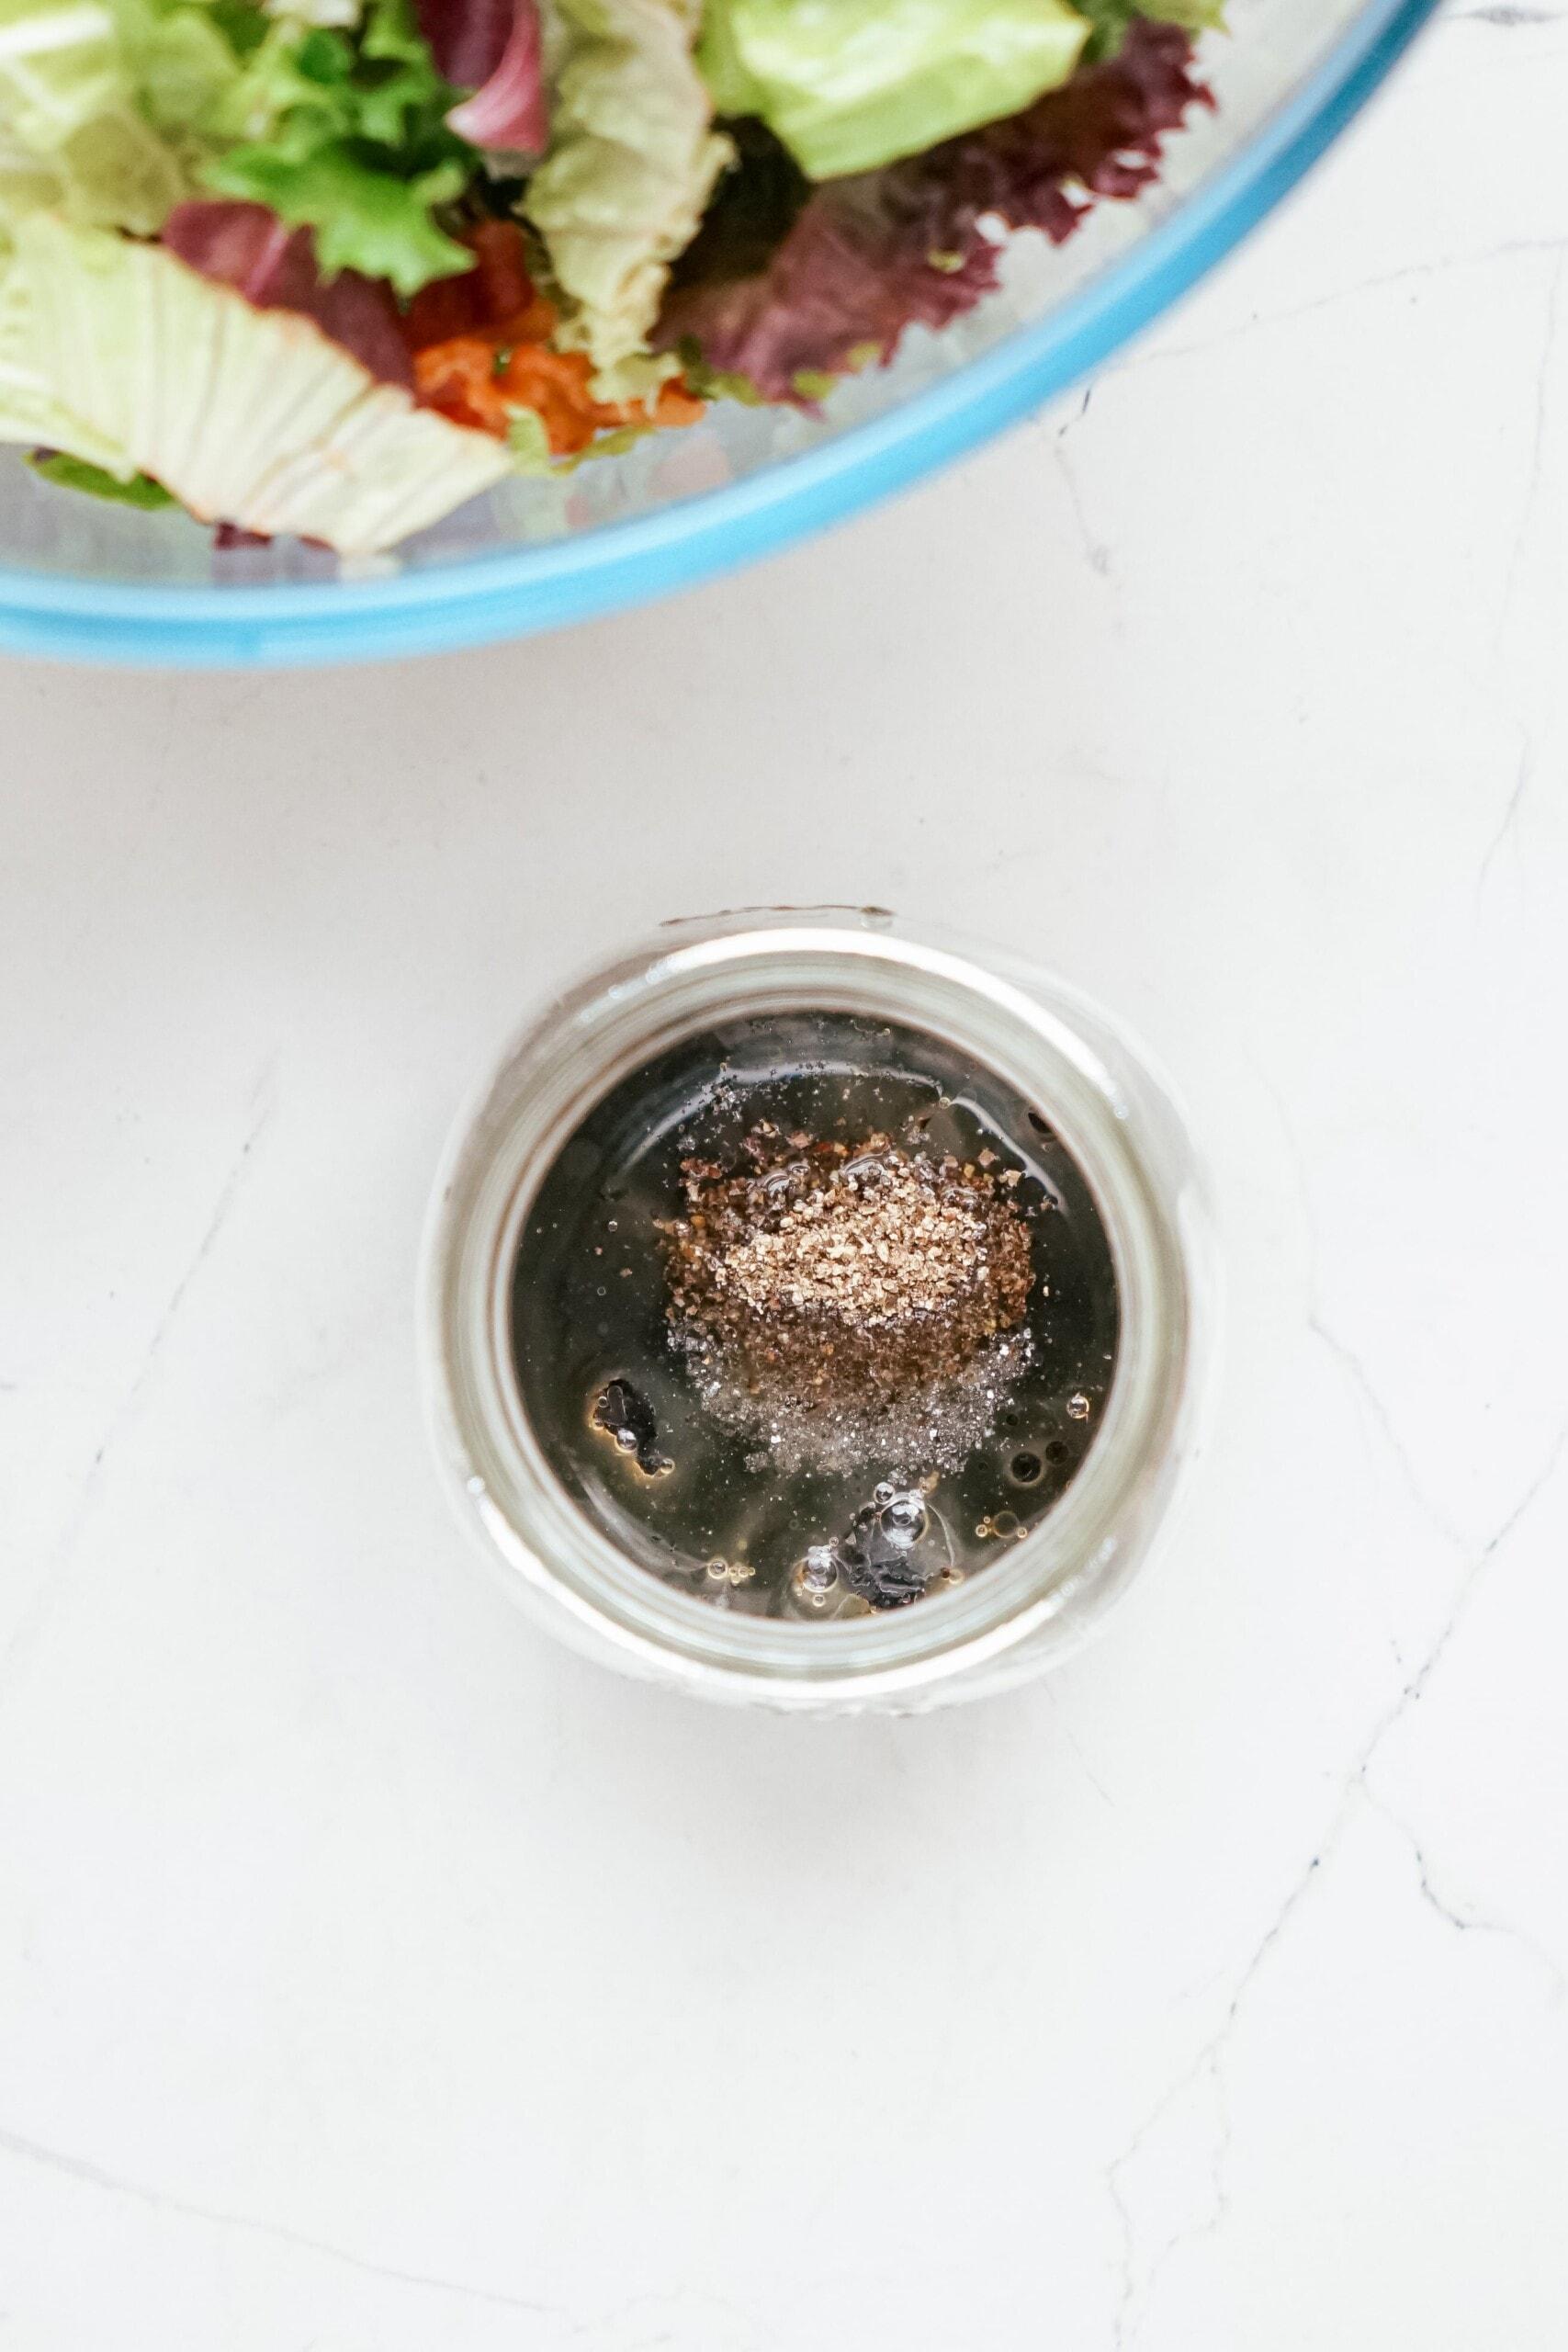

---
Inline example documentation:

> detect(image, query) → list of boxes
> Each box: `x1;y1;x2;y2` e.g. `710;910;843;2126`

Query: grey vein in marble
0;1069;276;1702
1104;1421;1568;2347
0;2123;560;2322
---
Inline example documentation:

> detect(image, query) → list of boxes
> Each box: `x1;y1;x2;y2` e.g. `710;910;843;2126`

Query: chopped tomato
651;379;706;429
401;220;537;348
411;338;514;435
403;219;705;458
400;269;481;352
468;219;536;326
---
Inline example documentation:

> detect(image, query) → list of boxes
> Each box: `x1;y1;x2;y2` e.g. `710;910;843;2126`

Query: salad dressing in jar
423;910;1211;1710
511;1011;1119;1621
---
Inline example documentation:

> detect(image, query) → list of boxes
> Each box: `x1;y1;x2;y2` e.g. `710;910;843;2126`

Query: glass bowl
0;0;1434;668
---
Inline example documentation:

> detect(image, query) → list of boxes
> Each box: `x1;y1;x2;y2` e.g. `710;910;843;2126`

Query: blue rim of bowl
0;0;1438;668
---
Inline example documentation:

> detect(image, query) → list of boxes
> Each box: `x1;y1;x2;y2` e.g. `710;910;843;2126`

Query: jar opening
423;921;1201;1706
508;1005;1121;1628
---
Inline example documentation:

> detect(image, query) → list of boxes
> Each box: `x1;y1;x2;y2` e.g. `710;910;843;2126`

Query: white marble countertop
4;5;1568;2343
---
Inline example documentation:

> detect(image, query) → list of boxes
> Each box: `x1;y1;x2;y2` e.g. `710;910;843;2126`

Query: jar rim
421;917;1200;1706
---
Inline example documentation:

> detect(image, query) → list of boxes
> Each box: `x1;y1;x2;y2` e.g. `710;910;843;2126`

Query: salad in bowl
0;0;1216;552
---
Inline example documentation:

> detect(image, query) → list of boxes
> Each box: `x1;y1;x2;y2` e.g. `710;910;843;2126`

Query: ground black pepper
660;1125;1035;1477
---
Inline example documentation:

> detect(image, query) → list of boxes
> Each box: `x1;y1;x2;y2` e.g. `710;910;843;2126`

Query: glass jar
421;910;1213;1712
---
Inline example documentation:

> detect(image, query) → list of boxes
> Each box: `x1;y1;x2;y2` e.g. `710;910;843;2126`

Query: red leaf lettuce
657;18;1209;399
163;198;415;384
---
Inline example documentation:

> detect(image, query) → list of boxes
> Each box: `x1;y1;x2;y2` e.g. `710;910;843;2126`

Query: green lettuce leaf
207;141;468;288
1136;0;1225;27
524;0;729;376
696;0;1090;180
26;447;176;503
505;405;554;469
1071;0;1224;57
204;0;480;293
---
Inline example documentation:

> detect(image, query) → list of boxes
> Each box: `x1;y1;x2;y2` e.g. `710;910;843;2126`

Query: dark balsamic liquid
511;1013;1119;1617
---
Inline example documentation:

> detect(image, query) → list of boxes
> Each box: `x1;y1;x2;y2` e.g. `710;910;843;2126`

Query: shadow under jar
423;911;1212;1711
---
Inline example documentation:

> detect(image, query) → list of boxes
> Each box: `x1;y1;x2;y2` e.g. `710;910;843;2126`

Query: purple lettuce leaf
657;19;1209;400
163;199;415;386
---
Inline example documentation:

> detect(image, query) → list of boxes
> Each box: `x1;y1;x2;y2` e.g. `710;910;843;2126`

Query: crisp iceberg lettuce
0;0;241;235
524;0;729;376
0;0;126;150
0;130;58;225
3;213;510;544
697;0;1090;180
0;236;134;464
